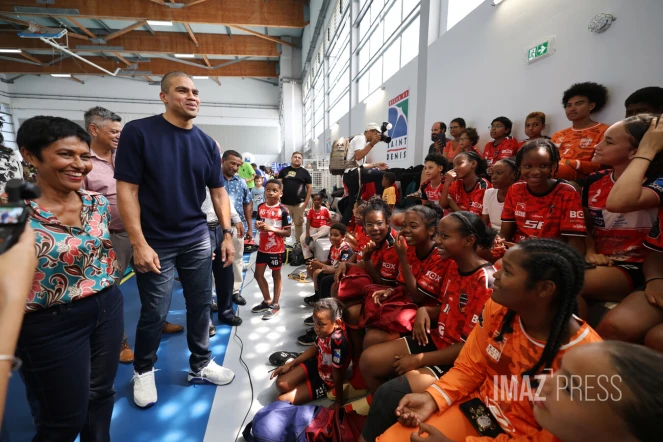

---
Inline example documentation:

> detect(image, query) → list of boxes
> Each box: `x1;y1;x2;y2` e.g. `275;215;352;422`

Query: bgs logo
570;211;584;219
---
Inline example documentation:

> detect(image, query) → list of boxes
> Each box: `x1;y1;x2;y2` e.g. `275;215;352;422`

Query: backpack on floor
288;265;310;283
287;243;305;266
243;401;318;442
329;136;356;176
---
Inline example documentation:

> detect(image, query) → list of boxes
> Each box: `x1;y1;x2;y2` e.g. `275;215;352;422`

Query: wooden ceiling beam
185;0;209;6
112;52;133;67
0;30;279;57
19;51;42;64
201;54;211;67
183;23;198;47
68;17;96;38
0;14;89;39
211;76;220;85
0;56;278;77
0;0;307;28
103;20;147;42
70;75;84;84
226;24;295;48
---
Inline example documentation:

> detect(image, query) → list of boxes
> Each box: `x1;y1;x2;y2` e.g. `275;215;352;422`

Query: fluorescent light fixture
192;76;209;79
146;20;173;26
363;86;385;105
0;48;21;53
51;74;71;78
174;54;196;58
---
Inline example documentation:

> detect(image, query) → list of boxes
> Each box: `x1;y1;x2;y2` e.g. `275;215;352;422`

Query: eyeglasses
449;126;461;130
365;221;386;229
489;125;505;130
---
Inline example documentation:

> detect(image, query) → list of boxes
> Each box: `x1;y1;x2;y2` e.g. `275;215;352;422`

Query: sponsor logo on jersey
458;292;469;313
425;270;442;282
332;348;341;364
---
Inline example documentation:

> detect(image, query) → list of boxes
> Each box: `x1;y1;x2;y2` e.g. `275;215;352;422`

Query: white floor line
204;255;328;442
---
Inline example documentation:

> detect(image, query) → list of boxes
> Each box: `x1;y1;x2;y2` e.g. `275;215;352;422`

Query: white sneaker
187;359;235;385
132;368;158;408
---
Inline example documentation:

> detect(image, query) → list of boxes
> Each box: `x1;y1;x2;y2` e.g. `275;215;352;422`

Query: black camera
380;122;393;144
0;179;40;254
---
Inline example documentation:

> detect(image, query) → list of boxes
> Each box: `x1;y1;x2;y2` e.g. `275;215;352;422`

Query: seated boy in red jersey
482;116;520;171
519;111;550;147
552;82;610;182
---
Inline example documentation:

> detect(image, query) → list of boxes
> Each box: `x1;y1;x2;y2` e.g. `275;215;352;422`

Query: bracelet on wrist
645;277;663;285
0;355;22;376
633;156;653;163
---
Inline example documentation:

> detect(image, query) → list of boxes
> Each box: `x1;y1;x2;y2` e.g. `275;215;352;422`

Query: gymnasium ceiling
0;0;308;84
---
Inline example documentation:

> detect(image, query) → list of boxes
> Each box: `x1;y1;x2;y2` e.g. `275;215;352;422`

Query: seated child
482;116;520;170
395;153;448;227
552;81;610;181
271;298;351;409
440;151;491;216
346;202;370;252
624;86;663;117
381;172;398;212
301;192;333;261
481;158;516;231
519;111;550;147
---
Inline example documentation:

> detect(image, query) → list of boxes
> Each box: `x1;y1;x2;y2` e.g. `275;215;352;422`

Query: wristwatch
222;228;233;237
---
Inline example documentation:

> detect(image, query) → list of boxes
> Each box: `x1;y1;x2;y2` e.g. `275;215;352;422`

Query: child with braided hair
375;238;601;442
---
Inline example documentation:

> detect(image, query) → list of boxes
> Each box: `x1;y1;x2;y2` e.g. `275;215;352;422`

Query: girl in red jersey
500;139;586;256
577;114;663;318
357;212;496;442
597;113;663;352
377;239;601;442
346;201;371;252
440;151;491;216
362;205;450;349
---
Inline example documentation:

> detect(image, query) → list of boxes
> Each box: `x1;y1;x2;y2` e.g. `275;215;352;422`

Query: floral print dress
0;146;23;194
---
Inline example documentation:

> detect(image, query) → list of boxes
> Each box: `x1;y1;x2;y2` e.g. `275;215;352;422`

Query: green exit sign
527;39;554;63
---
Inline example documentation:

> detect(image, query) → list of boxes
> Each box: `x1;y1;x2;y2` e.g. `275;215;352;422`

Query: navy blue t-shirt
114;114;224;248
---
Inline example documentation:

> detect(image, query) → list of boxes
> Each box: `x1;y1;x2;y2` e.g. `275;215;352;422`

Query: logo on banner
387;90;409;161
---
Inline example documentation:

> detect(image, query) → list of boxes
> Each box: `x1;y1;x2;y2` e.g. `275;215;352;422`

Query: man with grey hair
115;71;236;408
82;106;184;365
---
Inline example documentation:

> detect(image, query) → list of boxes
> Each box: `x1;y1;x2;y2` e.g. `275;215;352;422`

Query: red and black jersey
328;241;353;266
370;229;400;284
432;262;494;350
502;180;586;243
582;171;662;262
307;207;331;229
256;202;292;254
481;137;520;167
350;225;371;252
420;179;445;206
396;245;451;305
645;206;663;253
316;327;350;388
447;177;492;216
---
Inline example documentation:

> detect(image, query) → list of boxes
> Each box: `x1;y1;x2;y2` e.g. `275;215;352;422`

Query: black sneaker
297;328;318;346
209;323;216;337
251;301;272;313
303;315;314;326
262;303;280;320
304;294;319;306
269;351;302;367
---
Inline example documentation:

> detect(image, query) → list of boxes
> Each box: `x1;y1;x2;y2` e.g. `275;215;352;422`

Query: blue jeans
209;225;235;322
16;285;124;442
134;237;212;373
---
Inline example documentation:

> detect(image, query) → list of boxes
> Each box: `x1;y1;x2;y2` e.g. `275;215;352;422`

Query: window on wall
447;0;484;30
330;92;349;125
326;0;351;127
400;16;419;67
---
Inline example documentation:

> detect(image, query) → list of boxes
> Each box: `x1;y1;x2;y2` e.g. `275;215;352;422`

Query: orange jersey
370;230;400;284
396;245;451;305
583;171;662;262
645;206;663;252
448;178;492;216
502;181;586;243
482;138;520;167
551;123;609;177
433;262;494;350
426;298;602;442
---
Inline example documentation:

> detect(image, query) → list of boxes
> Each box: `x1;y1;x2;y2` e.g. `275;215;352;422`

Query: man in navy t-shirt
115;72;236;408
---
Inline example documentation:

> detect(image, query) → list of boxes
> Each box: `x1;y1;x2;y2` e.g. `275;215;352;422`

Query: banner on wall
386;90;409;164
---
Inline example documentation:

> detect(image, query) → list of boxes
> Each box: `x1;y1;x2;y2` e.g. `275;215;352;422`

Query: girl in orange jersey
376;238;601;442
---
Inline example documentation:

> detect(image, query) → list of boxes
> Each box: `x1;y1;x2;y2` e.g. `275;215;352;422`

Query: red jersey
552;123;609;176
645;207;663;252
370;230;400;284
256;202;291;254
316;327;350;388
328;241;353;266
420;179;445;206
447;177;492;216
481;137;520;167
426;298;601;441
432;262;494;350
351;225;371;252
396;245;451;304
502;180;586;243
582;171;662;262
307;206;331;229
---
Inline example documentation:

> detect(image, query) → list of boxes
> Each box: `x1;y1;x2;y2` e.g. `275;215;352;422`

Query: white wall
425;0;663;158
7;75;280;130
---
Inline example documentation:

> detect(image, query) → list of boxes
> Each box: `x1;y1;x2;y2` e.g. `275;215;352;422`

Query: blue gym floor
3;256;248;442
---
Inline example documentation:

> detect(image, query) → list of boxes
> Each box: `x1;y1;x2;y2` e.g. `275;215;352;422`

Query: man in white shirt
340;123;388;224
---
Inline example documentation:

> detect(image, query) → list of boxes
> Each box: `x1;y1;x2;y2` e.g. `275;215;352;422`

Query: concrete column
280;37;304;160
413;0;432;165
